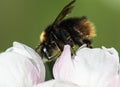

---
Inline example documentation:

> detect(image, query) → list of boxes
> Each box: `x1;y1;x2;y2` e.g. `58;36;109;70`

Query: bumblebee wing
53;0;76;25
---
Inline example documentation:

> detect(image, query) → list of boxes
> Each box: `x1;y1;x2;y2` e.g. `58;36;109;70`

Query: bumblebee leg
60;29;78;55
76;40;83;46
72;38;83;46
51;32;64;53
83;39;92;48
53;41;62;52
35;44;41;51
60;29;74;47
71;46;76;56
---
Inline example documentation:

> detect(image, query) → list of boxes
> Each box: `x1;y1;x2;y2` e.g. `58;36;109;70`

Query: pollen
40;31;46;42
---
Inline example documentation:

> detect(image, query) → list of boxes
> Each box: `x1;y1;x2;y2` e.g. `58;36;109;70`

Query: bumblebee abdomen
59;16;96;39
78;17;95;38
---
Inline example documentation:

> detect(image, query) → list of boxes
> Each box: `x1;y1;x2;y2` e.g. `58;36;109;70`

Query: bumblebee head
40;42;53;60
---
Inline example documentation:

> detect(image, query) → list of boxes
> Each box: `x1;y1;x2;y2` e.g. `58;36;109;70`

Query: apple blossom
53;45;120;87
0;42;45;87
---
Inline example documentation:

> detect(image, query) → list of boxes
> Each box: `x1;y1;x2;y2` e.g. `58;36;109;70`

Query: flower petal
74;46;119;87
33;80;82;87
53;45;75;83
0;41;45;87
106;75;120;87
53;45;119;87
12;41;45;81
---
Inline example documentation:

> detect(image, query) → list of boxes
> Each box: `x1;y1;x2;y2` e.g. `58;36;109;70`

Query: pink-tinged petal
12;42;45;82
26;60;43;84
106;75;120;87
53;45;119;87
33;80;82;87
53;45;75;83
0;42;45;87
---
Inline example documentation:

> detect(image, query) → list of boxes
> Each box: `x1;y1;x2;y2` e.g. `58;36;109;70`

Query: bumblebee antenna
53;0;76;25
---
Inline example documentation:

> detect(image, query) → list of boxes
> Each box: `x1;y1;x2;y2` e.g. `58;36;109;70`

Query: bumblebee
36;0;96;59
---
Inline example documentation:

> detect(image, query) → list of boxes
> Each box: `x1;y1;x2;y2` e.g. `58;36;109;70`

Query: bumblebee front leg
35;44;41;52
60;29;77;55
51;32;64;54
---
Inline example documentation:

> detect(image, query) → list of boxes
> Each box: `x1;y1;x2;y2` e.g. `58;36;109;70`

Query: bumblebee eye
43;47;47;53
41;46;52;60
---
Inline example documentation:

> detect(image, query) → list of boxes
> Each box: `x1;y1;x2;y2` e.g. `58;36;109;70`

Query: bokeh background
0;0;120;54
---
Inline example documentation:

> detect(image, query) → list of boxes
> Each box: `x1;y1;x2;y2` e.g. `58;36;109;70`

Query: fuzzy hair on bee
36;0;96;59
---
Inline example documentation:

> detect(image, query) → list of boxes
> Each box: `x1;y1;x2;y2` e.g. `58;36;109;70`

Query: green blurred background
0;0;120;53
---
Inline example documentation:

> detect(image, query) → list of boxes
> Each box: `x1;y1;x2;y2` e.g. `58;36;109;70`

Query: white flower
33;80;82;87
53;45;119;87
0;42;45;87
